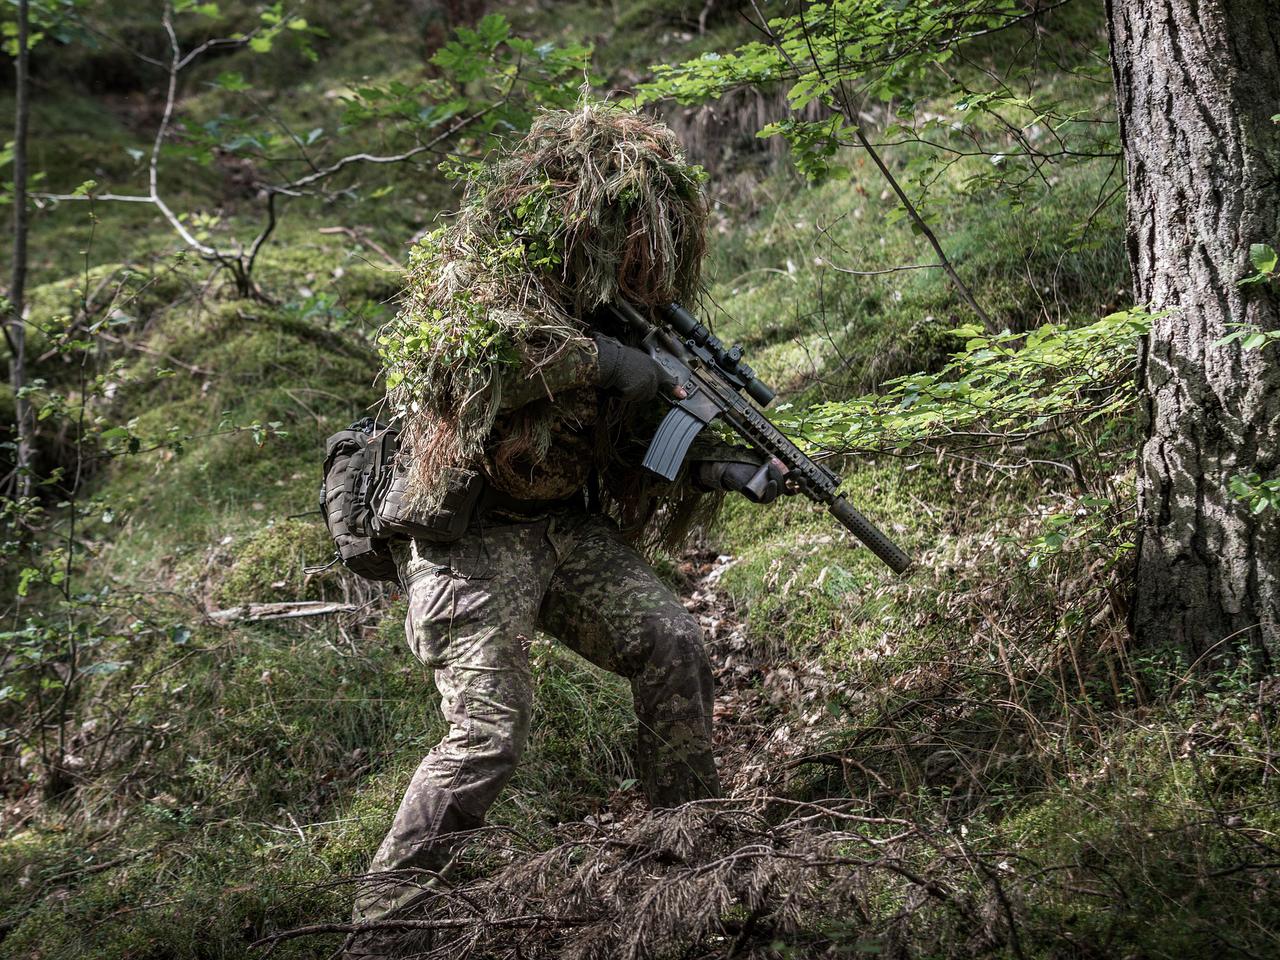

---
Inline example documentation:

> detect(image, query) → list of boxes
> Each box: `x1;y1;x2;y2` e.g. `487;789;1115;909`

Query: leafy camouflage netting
380;101;713;543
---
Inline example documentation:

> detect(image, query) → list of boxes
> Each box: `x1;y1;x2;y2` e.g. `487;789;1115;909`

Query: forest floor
3;2;1279;958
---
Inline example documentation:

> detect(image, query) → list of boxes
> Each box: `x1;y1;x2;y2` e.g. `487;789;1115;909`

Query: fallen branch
207;601;358;623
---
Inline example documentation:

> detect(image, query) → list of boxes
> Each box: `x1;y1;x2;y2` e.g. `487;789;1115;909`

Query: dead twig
206;601;359;623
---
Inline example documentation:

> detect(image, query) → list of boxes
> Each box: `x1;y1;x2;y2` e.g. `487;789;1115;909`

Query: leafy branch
784;308;1155;456
633;0;1116;326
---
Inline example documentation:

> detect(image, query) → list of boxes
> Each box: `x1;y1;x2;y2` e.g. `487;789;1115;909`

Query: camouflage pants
353;511;719;922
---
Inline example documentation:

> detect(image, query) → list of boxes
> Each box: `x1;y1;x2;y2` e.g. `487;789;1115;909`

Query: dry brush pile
259;799;1025;960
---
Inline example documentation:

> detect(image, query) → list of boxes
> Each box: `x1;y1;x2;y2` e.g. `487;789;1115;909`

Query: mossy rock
214;517;338;605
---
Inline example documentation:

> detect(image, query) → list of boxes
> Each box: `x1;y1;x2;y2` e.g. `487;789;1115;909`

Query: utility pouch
320;418;399;583
372;460;484;543
319;417;486;584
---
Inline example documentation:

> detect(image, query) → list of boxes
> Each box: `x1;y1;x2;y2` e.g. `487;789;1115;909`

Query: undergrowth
2;4;1277;960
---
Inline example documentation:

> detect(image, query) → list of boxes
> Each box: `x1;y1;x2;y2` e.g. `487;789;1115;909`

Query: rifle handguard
610;298;916;575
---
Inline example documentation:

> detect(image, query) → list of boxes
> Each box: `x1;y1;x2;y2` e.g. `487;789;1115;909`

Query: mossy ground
2;4;1276;959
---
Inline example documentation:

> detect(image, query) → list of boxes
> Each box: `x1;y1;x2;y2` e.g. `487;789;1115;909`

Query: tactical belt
477;485;586;521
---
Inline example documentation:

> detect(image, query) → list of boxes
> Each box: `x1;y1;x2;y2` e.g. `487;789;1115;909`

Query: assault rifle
605;299;913;575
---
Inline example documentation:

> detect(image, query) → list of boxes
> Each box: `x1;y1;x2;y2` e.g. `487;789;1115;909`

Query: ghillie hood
381;101;715;548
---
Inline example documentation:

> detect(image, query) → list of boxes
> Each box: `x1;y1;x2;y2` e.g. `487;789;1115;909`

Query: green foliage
1216;323;1280;350
1249;241;1278;276
379;238;521;396
786;309;1153;454
27;5;592;297
637;0;1023;106
343;13;592;149
0;0;88;56
1228;472;1280;514
634;0;1113;185
1230;240;1279;289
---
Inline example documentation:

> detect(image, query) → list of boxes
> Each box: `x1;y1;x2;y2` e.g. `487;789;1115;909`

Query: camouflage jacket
484;337;739;502
484;339;600;500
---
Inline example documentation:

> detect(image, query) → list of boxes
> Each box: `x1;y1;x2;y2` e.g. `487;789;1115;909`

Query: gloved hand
593;334;676;402
694;456;793;504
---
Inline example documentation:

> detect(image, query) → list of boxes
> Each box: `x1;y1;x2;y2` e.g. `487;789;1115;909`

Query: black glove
694;457;792;504
593;334;673;402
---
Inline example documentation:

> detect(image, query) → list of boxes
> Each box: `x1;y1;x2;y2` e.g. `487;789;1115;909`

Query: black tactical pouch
371;458;484;543
320;419;399;583
319;418;485;584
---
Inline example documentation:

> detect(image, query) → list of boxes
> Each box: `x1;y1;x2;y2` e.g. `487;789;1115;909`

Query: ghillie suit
380;102;718;550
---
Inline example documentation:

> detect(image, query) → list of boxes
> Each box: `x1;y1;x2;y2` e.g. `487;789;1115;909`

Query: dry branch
207;601;359;623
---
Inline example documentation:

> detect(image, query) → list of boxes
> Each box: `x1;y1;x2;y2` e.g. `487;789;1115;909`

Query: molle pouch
320;419;400;583
372;459;485;544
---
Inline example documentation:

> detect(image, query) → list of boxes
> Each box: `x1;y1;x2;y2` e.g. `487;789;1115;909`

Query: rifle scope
662;303;777;408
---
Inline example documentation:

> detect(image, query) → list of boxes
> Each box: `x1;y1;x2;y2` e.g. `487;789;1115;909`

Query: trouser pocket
402;564;453;667
401;542;495;667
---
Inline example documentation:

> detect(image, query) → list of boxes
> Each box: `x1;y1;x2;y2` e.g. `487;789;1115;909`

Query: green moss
995;705;1280;958
503;643;635;822
214;518;337;605
710;459;939;656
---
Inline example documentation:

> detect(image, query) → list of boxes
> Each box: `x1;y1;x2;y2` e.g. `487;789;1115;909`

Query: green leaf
214;71;251;92
1249;242;1277;275
474;12;511;48
16;567;40;597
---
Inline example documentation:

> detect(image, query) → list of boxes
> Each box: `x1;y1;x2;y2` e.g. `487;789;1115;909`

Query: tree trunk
1107;0;1280;667
7;0;33;499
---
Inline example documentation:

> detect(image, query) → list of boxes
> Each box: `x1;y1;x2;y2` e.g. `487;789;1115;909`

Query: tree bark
1107;0;1280;666
7;0;33;499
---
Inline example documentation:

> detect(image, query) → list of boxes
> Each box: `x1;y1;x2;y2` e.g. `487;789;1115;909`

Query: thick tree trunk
1107;0;1280;667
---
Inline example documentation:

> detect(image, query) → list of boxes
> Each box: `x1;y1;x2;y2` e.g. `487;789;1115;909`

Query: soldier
347;344;789;955
347;105;791;957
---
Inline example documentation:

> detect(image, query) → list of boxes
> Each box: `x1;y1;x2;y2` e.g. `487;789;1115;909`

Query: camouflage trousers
353;510;720;922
